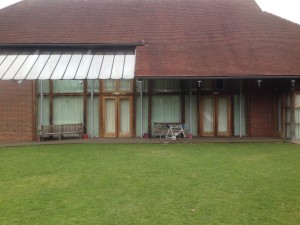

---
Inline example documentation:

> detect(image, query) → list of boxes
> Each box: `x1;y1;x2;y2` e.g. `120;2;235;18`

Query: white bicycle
160;124;192;144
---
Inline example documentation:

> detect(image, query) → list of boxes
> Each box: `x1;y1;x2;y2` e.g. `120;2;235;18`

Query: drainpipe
290;87;296;141
139;80;143;138
40;80;43;128
240;79;242;137
189;80;192;132
91;80;94;138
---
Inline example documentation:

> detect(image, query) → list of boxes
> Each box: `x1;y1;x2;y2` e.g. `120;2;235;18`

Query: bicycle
160;124;192;143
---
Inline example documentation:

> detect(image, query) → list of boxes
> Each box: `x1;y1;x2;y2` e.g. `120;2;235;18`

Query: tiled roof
0;0;300;77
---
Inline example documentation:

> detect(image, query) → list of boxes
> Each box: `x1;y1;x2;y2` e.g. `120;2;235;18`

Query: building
0;0;300;142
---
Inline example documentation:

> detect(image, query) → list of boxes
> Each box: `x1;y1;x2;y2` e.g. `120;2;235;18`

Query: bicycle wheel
179;130;192;143
160;130;173;143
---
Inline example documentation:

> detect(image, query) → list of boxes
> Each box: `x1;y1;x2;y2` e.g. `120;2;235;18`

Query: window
101;80;133;93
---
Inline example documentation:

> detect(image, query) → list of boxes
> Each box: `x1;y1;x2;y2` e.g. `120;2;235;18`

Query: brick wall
0;80;35;143
248;81;275;137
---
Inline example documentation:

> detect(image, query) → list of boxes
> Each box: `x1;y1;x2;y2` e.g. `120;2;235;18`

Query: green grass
0;143;299;225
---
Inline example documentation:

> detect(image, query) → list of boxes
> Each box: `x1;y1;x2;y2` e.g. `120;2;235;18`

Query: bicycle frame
160;124;192;143
166;125;184;140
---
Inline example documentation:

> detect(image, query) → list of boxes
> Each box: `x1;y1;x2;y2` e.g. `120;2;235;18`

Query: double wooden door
200;95;232;137
102;96;133;137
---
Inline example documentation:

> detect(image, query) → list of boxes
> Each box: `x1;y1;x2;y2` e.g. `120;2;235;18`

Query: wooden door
200;95;232;136
102;96;133;137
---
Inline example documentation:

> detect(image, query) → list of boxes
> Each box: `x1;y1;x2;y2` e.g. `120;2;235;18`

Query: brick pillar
0;80;34;142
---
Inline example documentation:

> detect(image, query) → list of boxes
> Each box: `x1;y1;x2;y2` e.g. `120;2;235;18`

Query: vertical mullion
83;80;88;135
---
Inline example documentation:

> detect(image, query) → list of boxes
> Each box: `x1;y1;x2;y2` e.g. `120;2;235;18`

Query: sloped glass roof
0;49;136;80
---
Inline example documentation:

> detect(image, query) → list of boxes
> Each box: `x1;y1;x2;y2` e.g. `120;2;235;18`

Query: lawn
0;143;299;225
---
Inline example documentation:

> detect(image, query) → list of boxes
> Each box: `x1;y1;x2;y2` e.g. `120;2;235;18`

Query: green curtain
153;80;180;92
135;96;149;137
234;95;246;136
53;80;83;93
53;96;83;124
285;95;291;138
36;96;50;128
36;80;50;94
184;95;197;135
87;96;99;137
152;95;181;135
295;94;300;139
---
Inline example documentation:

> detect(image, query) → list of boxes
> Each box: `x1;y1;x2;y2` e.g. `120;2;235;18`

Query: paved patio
1;136;298;148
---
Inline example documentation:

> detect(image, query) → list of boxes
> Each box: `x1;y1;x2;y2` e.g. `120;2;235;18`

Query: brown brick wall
0;80;35;143
248;81;275;137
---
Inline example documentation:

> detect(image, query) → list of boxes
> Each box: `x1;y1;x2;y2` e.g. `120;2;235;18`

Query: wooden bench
153;122;182;137
39;123;83;141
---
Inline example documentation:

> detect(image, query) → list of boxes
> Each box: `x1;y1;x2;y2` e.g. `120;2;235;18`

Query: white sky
0;0;23;9
0;0;299;25
255;0;300;25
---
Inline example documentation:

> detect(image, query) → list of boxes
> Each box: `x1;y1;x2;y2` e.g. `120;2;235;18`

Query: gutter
0;42;144;50
135;75;300;80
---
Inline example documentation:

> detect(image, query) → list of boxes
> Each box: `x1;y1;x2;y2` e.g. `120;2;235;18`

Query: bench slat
39;123;83;141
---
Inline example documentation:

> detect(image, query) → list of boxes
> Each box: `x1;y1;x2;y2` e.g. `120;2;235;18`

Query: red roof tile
0;0;300;77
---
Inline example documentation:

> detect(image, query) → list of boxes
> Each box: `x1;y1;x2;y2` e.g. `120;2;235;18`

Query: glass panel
203;97;214;133
103;80;117;92
99;55;114;79
119;99;130;133
135;96;149;137
123;54;135;79
185;95;197;135
152;95;181;135
75;54;93;79
53;80;83;93
53;96;83;124
286;94;291;107
218;97;228;133
38;53;61;79
26;54;51;79
183;80;198;92
36;96;50;128
87;54;104;79
286;124;291;138
296;124;300;139
285;94;291;138
105;99;116;133
36;80;50;94
141;80;149;92
234;95;246;136
14;53;39;80
202;80;214;90
277;96;282;132
111;55;125;79
51;54;72;79
0;55;7;65
296;94;300;139
0;55;18;78
87;80;99;93
63;53;83;79
87;96;99;137
2;54;29;80
296;94;300;107
153;79;181;92
119;79;132;92
296;108;300;139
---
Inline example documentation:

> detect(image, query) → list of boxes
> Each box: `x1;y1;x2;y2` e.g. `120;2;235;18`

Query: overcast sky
256;0;300;25
0;0;300;25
